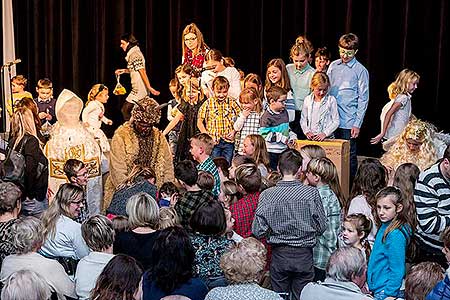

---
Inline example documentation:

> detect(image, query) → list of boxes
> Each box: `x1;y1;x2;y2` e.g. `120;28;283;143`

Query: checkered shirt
74;195;89;224
175;189;214;227
198;96;241;143
252;180;327;247
234;111;261;154
197;157;221;197
313;184;341;270
230;192;260;238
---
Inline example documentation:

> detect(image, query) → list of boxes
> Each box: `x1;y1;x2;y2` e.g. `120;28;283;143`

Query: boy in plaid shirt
197;76;241;164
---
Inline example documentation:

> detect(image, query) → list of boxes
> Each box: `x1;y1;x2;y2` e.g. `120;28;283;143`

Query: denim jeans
334;128;358;182
212;139;234;164
373;290;404;300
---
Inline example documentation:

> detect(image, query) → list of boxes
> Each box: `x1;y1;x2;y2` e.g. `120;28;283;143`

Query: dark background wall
3;0;449;157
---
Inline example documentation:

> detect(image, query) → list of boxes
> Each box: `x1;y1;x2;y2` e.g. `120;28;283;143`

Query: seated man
300;247;372;300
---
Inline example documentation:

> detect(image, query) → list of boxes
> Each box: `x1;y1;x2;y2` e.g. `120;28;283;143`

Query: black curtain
4;0;449;157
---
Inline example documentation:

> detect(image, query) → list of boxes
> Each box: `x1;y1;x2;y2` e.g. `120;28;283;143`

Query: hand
287;139;296;148
370;133;384;144
47;188;54;200
305;132;315;140
225;131;236;140
313;133;327;141
115;69;125;75
242;107;251;117
106;120;113;125
46;114;53;121
38;112;47;119
148;87;160;96
351;126;360;139
170;193;180;207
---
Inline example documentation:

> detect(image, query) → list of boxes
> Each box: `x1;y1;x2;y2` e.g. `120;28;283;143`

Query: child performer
314;47;331;73
167;78;182;156
300;72;339;141
34;78;57;125
7;75;33;117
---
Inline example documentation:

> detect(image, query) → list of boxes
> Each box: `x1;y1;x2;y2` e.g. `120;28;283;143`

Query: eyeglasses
93;84;106;98
338;47;357;57
71;199;84;206
185;36;197;42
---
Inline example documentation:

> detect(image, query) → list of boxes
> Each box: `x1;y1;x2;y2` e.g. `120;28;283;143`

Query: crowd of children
2;22;450;300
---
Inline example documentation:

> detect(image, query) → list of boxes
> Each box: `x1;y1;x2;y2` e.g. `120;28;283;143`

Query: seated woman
106;165;157;216
380;118;450;171
205;237;282;300
0;216;76;299
39;183;90;265
90;254;142;300
189;200;233;289
142;226;208;300
1;270;52;300
0;182;22;266
113;192;160;270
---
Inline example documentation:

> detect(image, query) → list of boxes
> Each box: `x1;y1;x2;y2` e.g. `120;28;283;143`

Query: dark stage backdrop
3;0;449;157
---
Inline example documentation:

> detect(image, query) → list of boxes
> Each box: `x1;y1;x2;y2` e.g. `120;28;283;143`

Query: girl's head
299;145;326;172
219;180;242;207
265;58;291;91
243;134;269;167
169;78;181;101
314;47;331;72
120;33;138;52
375;186;404;225
205;49;227;72
159;207;180;230
10;103;39;147
310;72;330;101
183;78;203;104
290;41;310;71
393;163;420;229
175;64;194;88
11;75;27;93
243;73;263;100
91;254;143;300
87;84;109;105
295;35;314;60
306;158;346;208
239;87;262;113
229;155;255;180
118;165;156;190
224;207;235;234
342;214;372;250
390;69;420;97
190;199;226;236
349;158;386;213
182;23;208;54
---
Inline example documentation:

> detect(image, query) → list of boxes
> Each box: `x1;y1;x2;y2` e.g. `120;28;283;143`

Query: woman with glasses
39;183;90;268
115;33;160;121
181;23;209;75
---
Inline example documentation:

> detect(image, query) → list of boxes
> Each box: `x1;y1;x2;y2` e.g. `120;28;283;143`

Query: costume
82;100;111;154
44;89;103;214
379;93;412;147
125;45;147;103
103;97;174;209
300;93;339;138
380;118;450;171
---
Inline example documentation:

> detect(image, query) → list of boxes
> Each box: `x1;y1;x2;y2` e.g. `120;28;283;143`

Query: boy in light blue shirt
327;33;369;180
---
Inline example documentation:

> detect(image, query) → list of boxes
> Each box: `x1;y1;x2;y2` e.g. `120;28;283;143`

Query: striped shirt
414;162;450;250
252;180;327;247
259;108;297;154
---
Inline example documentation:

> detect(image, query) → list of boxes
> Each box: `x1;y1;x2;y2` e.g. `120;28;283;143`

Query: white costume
82;100;111;153
45;89;103;214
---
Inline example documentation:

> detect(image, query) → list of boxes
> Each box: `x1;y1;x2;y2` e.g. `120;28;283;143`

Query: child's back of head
278;149;302;176
197;170;215;191
219;180;242;207
235;163;261;194
159;207;180;230
174;160;198;187
111;216;129;234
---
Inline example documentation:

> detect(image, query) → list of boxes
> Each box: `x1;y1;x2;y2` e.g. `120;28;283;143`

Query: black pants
271;245;314;300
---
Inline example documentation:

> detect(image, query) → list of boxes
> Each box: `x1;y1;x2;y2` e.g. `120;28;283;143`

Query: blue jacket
427;274;450;300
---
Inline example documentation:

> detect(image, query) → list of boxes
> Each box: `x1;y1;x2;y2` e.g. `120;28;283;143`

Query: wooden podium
295;139;350;198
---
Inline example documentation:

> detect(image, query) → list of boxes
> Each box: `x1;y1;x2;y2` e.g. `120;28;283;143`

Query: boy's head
278;149;303;176
314;47;331;72
81;215;115;252
11;75;27;93
212;76;230;101
190;133;214;161
441;226;450;262
63;159;88;187
174;160;198;187
36;78;53;101
338;33;359;63
197;170;215;191
235;163;261;194
159;182;179;199
405;262;444;300
266;86;287;113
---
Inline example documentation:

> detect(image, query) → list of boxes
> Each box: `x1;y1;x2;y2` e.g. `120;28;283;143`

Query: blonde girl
181;23;209;73
295;35;314;64
159;207;180;229
234;88;263;154
242;134;270;177
82;84;112;155
368;186;414;299
264;58;295;121
341;213;372;260
286;40;316;137
218;180;242;208
305;157;343;280
201;49;241;99
392;163;420;229
243;73;264;101
371;69;420;146
300;72;339;141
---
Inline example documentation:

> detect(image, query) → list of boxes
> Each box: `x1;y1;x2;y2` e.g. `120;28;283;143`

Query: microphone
199;65;216;72
2;59;21;68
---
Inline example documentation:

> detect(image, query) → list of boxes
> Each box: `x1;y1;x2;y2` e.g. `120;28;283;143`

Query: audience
0;216;76;299
405;262;443;300
1;270;52;300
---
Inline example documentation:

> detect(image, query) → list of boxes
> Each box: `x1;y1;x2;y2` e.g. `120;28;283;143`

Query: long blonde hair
86;84;108;107
10;104;39;149
388;69;420;99
41;183;84;239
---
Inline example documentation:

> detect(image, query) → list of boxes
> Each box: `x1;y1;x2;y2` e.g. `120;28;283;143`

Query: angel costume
44;89;103;214
103;96;174;210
